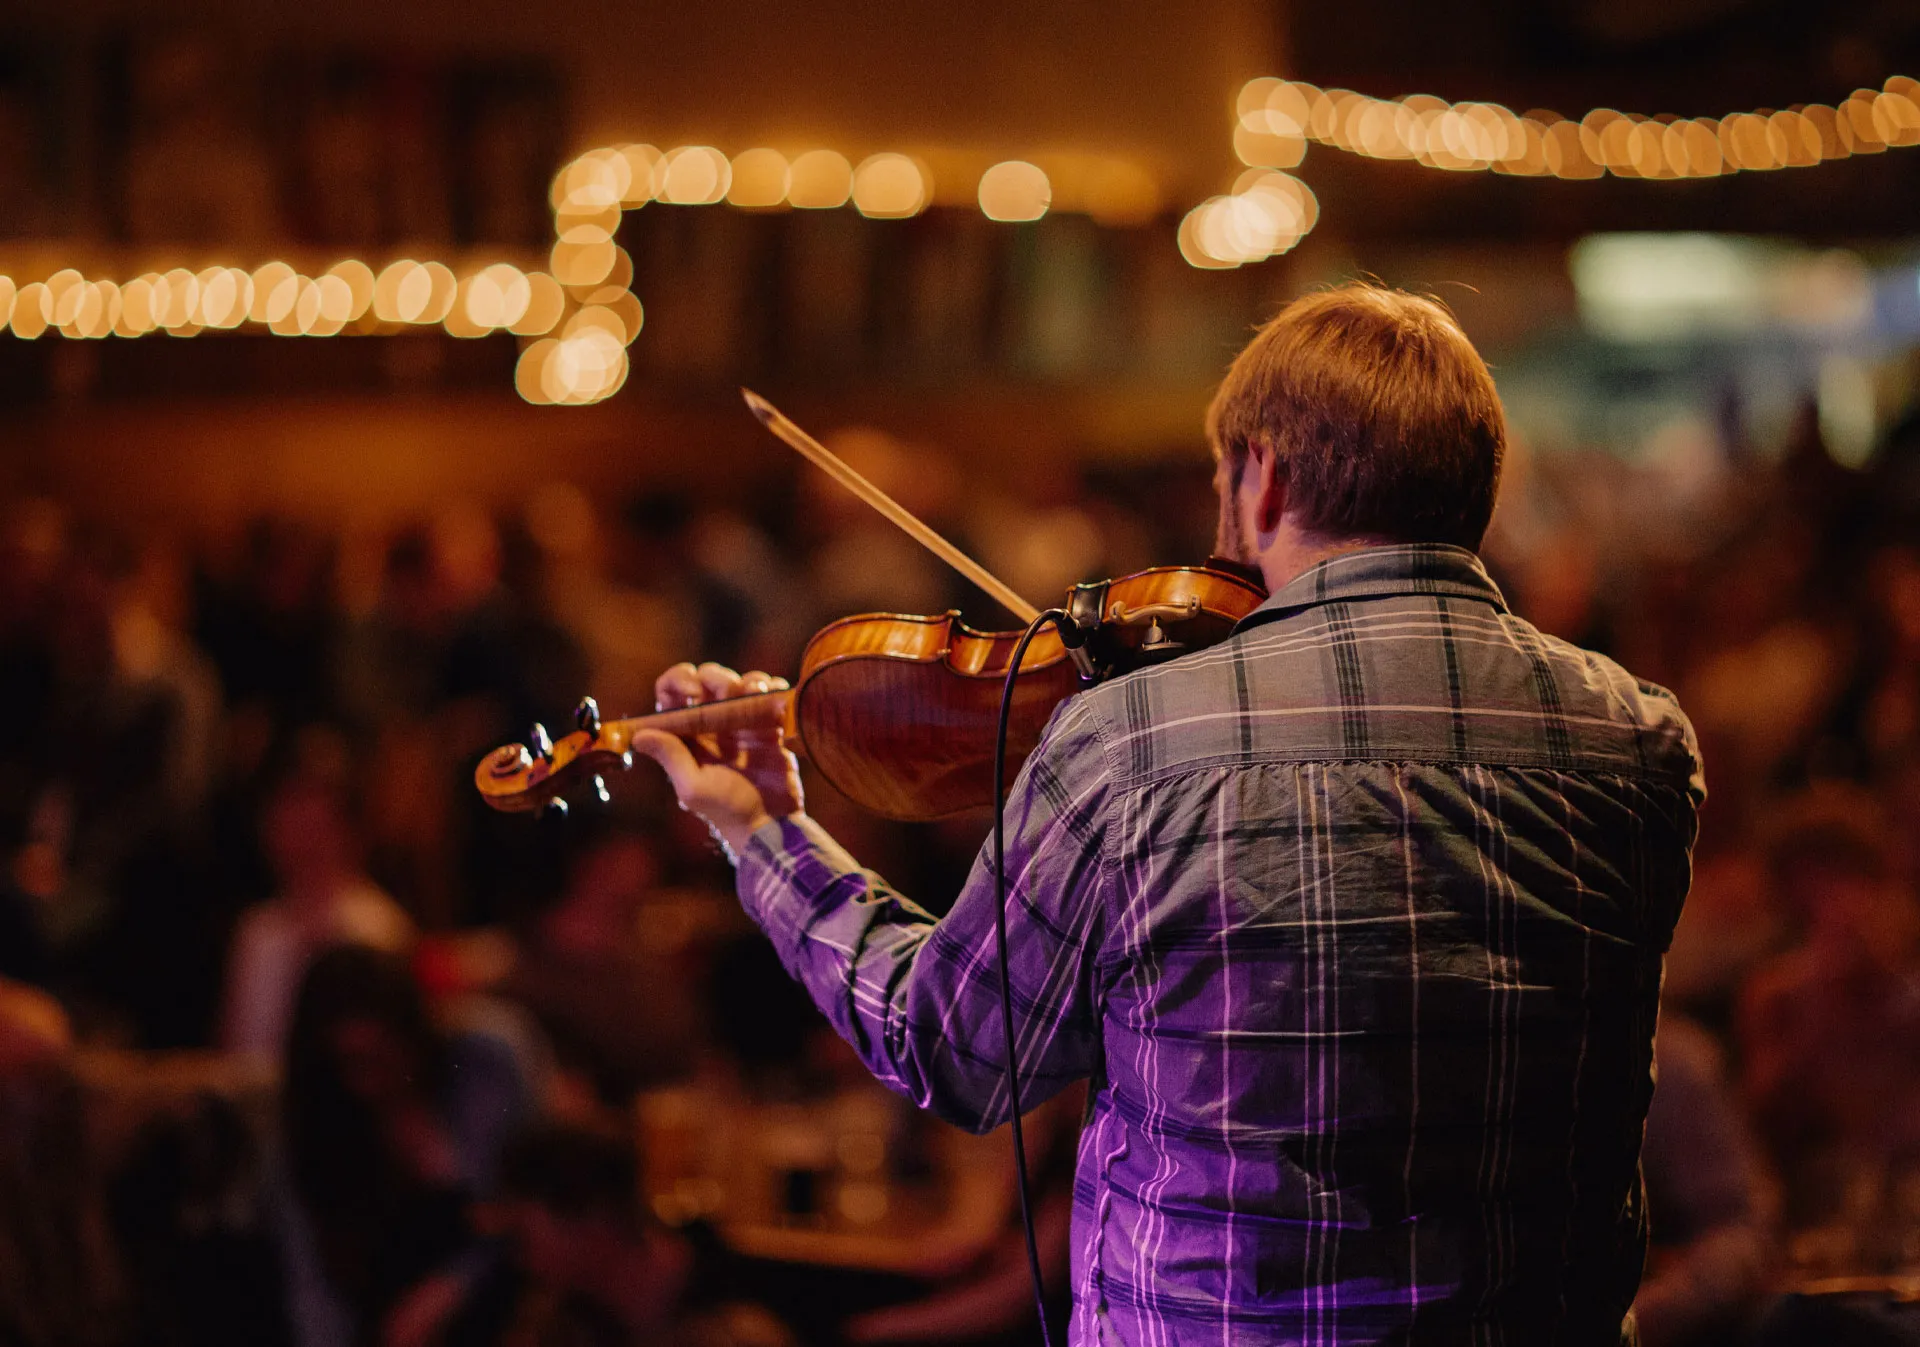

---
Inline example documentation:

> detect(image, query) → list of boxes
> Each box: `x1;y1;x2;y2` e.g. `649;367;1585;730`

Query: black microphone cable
992;606;1088;1347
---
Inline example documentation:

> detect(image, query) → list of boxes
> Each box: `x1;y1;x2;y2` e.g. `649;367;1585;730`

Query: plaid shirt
738;544;1704;1346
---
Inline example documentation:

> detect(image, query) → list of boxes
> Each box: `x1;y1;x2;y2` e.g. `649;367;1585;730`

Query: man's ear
1250;441;1288;535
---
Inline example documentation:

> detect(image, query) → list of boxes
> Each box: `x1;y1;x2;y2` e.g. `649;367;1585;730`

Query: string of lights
1182;73;1920;268
0;142;1154;407
520;143;1157;404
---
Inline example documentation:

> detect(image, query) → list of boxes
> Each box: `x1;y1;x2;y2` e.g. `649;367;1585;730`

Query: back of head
1206;283;1507;549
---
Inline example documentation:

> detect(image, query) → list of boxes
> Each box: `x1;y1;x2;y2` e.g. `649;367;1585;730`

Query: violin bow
740;388;1042;626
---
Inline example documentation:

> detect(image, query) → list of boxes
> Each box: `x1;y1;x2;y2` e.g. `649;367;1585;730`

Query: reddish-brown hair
1205;283;1507;549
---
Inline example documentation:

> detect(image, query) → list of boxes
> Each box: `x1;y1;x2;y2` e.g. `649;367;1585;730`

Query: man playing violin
633;283;1703;1346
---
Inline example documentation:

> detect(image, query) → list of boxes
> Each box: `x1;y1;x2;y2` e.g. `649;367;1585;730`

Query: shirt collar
1232;543;1508;634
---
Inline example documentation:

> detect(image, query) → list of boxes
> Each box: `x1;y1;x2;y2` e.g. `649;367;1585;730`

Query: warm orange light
1722;113;1777;171
787;150;853;209
294;279;324;335
326;260;376;321
552;149;632;211
195;267;241;328
120;277;156;335
1233;120;1306;168
978;161;1050;221
1872;91;1920;146
511;273;566;336
1083;159;1161;225
49;270;85;328
10;282;49;338
516;338;559;404
263;274;304;331
1682;120;1723;175
158;269;199;329
442;278;488;338
852;153;929;218
251;263;294;322
660;146;730;205
727;149;790;208
542;326;628;405
420;262;458;323
617;144;664;204
465;263;531;329
1177;203;1237;270
551;237;616;287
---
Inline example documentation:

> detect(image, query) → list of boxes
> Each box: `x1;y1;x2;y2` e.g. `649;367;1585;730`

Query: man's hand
629;662;804;860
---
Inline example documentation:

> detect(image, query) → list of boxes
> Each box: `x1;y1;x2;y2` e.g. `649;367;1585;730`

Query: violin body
794;564;1265;818
475;562;1267;822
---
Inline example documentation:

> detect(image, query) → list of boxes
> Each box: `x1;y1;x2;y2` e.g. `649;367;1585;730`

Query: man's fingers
697;662;745;702
655;662;705;712
628;729;703;798
739;671;789;695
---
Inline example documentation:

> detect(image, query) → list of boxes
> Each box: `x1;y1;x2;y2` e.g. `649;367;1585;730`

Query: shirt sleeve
734;695;1112;1133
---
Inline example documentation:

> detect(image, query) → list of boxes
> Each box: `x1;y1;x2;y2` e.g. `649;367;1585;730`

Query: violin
475;388;1268;821
474;559;1266;822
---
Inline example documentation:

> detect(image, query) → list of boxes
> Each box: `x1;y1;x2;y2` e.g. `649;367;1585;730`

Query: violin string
740;387;1042;625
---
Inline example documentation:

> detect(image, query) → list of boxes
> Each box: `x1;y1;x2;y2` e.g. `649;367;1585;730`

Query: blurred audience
1738;787;1920;1243
0;979;122;1347
279;946;535;1346
1634;1014;1777;1347
2;392;1920;1343
460;1119;793;1347
222;774;414;1061
501;829;698;1108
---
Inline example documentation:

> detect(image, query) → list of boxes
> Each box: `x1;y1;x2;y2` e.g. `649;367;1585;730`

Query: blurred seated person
443;1119;791;1347
1633;1013;1776;1347
501;830;696;1107
0;977;124;1347
0;793;52;990
222;773;413;1060
278;947;536;1347
109;1091;289;1347
1739;786;1920;1228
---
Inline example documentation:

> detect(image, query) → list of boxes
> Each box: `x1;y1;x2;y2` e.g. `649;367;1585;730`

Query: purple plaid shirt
737;544;1703;1345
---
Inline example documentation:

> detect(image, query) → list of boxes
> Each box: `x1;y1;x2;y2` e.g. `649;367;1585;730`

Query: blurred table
637;1076;1014;1278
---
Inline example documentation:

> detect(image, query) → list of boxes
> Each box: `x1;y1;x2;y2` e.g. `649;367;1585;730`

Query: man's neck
1256;530;1391;596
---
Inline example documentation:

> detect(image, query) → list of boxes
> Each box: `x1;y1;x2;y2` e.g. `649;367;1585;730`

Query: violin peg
590;775;611;804
574;696;601;737
529;722;553;759
543;797;569;820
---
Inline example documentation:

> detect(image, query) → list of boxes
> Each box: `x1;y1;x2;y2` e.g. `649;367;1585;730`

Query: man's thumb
628;729;701;798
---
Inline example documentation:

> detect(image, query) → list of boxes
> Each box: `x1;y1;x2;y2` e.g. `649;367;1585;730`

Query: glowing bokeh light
511;272;566;335
851;154;929;218
787;150;853;209
727;148;790;208
11;283;50;338
420;262;458;323
120;277;155;334
978;161;1051;221
617;144;664;204
463;263;531;329
551;237;616;287
327;260;376;321
660;146;730;205
250;263;294;322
